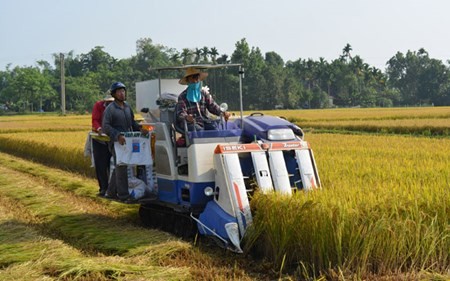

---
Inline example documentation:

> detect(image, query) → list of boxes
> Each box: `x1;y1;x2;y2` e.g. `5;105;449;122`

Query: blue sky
1;0;449;71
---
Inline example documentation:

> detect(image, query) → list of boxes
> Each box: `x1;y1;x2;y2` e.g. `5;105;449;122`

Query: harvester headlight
267;128;295;140
204;186;214;196
225;222;243;253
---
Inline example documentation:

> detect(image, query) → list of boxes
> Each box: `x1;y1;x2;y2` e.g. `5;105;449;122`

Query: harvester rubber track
138;204;198;239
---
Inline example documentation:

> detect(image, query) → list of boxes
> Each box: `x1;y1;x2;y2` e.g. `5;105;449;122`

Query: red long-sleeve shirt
92;100;109;132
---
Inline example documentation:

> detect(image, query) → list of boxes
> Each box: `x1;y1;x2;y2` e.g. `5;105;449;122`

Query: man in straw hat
91;92;115;196
176;67;230;131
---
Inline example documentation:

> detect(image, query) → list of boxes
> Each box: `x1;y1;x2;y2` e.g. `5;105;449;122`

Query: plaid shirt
176;89;222;127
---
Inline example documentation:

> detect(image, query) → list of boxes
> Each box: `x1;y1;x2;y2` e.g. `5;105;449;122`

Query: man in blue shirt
102;82;142;202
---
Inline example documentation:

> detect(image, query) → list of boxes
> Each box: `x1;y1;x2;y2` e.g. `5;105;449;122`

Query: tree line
0;38;449;114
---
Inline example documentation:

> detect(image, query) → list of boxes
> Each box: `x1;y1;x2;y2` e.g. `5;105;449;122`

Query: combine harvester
117;64;321;253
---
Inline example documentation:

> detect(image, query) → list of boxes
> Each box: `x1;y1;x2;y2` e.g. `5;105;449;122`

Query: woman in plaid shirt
176;67;230;131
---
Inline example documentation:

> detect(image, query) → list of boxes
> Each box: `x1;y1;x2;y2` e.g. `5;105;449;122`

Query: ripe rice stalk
246;133;450;277
0;112;449;279
296;118;449;136
262;106;450;121
0;131;89;150
0;134;93;177
0;114;90;133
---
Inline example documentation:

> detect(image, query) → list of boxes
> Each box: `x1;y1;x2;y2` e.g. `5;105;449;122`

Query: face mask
187;82;201;102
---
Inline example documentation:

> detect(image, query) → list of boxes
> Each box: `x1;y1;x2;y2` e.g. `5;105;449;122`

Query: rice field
298;118;449;136
0;131;94;177
263;106;450;121
0;113;90;132
0;107;449;280
259;106;450;136
246;133;450;277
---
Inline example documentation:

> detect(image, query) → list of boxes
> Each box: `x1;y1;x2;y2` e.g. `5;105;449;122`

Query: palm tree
209;47;219;64
201;46;209;62
181;48;192;65
341;43;353;62
170;53;180;64
194;48;202;63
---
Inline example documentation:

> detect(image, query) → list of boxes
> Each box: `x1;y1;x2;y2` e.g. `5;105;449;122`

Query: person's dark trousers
106;142;130;200
92;139;112;195
115;165;130;200
186;119;218;131
108;165;129;200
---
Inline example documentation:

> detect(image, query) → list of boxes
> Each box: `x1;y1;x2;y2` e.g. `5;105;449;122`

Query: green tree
132;37;171;80
216;54;229;64
65;73;101;113
2;66;56;112
201;46;210;63
80;46;116;73
181;48;193;65
386;48;449;106
0;68;12;110
36;60;60;111
282;74;303;109
231;38;250;66
310;85;329;108
341;43;353;62
209;47;219;64
245;47;266;110
222;39;251;110
263;51;285;109
170;52;181;65
194;48;202;63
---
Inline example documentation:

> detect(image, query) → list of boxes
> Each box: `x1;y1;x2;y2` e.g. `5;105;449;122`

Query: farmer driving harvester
176;67;231;131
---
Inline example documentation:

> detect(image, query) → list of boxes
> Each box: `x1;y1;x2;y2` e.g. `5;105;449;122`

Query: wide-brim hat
179;67;208;85
103;95;114;102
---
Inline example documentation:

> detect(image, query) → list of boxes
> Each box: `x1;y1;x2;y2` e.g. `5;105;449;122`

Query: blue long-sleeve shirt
102;101;140;142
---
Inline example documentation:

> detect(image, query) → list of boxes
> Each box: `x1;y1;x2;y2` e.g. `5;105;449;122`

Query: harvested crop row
0;194;190;281
0;152;260;281
0;159;181;255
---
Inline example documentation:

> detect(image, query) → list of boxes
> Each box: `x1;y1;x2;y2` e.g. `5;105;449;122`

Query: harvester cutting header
104;64;321;252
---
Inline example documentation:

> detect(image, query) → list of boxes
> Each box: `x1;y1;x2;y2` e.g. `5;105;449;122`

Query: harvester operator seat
173;102;185;134
173;102;190;147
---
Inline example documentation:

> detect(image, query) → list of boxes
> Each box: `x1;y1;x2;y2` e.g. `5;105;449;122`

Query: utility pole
60;53;66;115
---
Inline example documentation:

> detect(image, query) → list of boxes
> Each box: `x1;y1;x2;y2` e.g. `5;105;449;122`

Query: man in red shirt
91;94;114;196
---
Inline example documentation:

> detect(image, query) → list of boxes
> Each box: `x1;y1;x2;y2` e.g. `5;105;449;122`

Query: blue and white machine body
136;64;321;253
